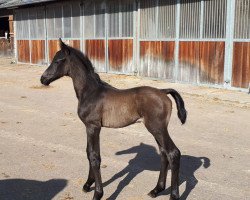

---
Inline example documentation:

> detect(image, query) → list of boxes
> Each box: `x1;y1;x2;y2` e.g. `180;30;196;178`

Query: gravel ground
0;58;249;200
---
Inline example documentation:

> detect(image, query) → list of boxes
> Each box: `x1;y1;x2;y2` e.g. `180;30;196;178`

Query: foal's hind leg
148;140;169;198
145;121;180;200
166;137;181;200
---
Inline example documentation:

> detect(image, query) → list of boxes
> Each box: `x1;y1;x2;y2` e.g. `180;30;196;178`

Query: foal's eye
55;58;65;64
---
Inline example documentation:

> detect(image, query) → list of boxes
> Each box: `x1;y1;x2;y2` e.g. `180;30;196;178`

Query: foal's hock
40;39;187;200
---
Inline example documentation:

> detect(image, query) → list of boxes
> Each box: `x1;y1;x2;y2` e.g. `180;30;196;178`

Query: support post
224;0;235;88
174;0;181;82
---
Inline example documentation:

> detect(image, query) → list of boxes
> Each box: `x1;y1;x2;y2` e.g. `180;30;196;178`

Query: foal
41;39;187;200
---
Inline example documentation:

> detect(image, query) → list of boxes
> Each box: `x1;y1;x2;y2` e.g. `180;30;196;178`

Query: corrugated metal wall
203;0;227;38
83;1;106;72
16;7;46;64
179;0;201;39
234;0;250;39
139;0;176;79
47;2;81;63
139;0;226;85
14;0;250;90
108;0;134;74
16;9;30;63
177;0;226;84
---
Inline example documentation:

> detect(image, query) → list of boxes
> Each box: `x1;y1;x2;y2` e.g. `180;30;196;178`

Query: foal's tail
200;157;210;168
161;89;187;124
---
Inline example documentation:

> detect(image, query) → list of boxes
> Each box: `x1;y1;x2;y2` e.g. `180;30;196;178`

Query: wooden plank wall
108;39;133;74
200;42;225;84
232;42;250;88
17;40;30;63
178;42;200;83
85;40;106;72
65;40;81;51
48;40;60;62
140;41;175;79
178;41;225;84
31;40;45;64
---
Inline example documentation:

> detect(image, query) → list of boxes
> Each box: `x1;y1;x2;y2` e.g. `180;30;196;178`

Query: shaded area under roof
0;0;58;8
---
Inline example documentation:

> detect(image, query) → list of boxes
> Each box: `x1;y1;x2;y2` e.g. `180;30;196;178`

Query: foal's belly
101;100;140;128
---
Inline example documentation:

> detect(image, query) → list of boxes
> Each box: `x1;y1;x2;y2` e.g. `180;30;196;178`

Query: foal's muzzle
40;75;50;86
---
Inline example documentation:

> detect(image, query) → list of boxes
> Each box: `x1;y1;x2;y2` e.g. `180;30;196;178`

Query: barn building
0;0;249;91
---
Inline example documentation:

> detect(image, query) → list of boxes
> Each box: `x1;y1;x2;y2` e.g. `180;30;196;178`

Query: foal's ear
59;38;70;56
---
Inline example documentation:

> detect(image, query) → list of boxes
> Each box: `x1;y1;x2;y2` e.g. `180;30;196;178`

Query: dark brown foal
41;39;187;200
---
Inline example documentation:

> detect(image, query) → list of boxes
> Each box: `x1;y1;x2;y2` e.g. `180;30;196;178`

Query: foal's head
40;39;74;86
41;39;107;89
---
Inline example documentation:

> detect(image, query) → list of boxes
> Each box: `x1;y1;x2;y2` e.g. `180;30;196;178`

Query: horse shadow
0;178;67;200
103;143;210;200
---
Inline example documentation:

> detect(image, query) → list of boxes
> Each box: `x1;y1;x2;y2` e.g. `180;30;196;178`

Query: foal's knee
168;148;181;170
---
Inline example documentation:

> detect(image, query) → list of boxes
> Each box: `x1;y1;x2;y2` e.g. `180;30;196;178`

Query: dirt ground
0;57;250;200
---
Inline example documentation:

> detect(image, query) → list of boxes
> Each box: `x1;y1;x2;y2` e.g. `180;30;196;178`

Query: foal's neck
69;62;99;101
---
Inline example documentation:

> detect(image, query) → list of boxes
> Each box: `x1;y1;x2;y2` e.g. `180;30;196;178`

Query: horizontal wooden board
232;42;250;89
31;40;45;64
178;41;225;84
17;40;30;63
108;39;133;73
85;40;106;72
140;41;175;79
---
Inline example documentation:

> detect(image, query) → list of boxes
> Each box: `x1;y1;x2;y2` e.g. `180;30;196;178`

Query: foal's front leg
85;124;103;200
83;158;95;192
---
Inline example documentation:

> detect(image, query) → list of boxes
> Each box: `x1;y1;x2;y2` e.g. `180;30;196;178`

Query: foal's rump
134;87;187;136
136;87;187;125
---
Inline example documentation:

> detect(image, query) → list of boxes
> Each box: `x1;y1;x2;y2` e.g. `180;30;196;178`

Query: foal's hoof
82;184;91;193
169;195;179;200
148;190;158;198
148;186;165;198
92;191;103;200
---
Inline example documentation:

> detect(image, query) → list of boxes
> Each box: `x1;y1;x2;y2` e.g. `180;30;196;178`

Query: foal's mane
68;46;112;88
